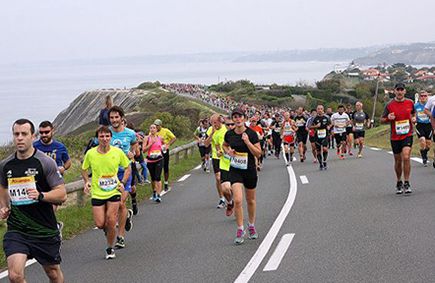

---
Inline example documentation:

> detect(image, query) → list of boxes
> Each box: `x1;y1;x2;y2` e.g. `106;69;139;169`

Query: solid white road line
369;147;381;151
387;151;393;155
0;259;37;279
234;164;298;283
300;175;309;184
177;174;191;182
263;233;295;272
411;157;423;164
194;164;202;170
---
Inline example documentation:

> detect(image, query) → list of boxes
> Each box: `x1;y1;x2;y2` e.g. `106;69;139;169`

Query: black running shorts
91;195;121;206
353;131;365;139
212;158;220;174
229;168;257;189
390;136;413;155
220;169;230;184
416;123;433;140
334;133;347;144
4;232;62;266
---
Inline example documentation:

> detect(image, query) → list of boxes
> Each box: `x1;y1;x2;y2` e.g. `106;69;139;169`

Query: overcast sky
1;0;434;63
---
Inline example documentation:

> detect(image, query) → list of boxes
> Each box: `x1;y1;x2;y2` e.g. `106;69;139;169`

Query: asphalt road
3;146;435;283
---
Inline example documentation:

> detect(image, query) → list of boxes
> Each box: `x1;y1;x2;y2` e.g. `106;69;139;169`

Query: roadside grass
0;150;201;269
365;125;425;157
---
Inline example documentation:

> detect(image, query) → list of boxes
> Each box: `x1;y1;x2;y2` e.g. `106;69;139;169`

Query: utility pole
371;74;380;128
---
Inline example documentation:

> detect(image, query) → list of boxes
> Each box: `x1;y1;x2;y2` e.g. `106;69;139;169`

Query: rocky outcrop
53;88;148;135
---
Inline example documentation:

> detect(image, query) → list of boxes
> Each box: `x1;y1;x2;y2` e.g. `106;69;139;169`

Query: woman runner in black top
223;108;262;245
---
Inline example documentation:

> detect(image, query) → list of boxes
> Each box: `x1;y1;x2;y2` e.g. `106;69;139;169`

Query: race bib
283;125;294;136
274;127;281;133
231;152;248;170
149;150;162;159
355;123;364;131
8;176;38;206
98;175;118;192
395;120;410;135
317;129;327;139
295;120;305;127
417;111;429;122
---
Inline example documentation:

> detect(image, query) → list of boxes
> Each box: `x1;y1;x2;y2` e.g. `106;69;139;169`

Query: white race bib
355;123;364;131
149;150;163;159
317;129;327;139
230;152;248;170
8;176;38;206
417;111;429;122
395;120;410;135
98;175;118;192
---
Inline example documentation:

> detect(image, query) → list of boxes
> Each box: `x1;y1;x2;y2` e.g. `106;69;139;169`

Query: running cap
394;83;406;89
154;119;162;126
231;108;245;117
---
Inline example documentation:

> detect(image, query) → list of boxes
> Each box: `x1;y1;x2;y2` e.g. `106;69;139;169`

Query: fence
65;141;197;207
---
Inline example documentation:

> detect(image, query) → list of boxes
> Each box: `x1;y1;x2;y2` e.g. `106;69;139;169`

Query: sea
0;59;346;144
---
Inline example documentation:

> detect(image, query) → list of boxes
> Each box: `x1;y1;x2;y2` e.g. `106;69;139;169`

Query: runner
280;112;298;165
216;117;235;216
33;120;71;231
223;108;261;244
205;114;227;208
262;113;274;156
310;105;331;170
81;126;130;260
143;124;165;203
381;83;416;194
345;104;354;155
325;107;335;149
423;90;435;167
306;109;318;163
352;101;370;158
330;105;350;160
270;113;282;159
194;119;211;173
294;107;308;162
249;116;265;171
108;106;136;248
0;119;67;282
154;119;177;192
414;91;432;166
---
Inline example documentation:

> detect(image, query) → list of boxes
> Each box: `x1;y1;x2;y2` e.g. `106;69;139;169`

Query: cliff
53;88;149;135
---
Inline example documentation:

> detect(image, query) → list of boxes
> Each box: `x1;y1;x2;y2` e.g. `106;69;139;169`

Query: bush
136;81;161;90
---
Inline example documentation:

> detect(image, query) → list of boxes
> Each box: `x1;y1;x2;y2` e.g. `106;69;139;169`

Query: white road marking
369;147;381;151
411;157;423;164
0;259;37;279
234;164;298;283
300;175;309;184
263;233;295;272
387;151;393;155
177;174;191;182
194;164;202;170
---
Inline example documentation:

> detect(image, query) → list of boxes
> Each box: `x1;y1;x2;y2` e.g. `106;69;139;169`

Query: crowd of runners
0;82;433;282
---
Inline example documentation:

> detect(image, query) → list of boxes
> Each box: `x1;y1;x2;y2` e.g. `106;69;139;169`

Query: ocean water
0;59;344;144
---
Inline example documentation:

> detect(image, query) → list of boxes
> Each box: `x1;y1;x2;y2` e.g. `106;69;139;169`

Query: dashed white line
387;151;393;155
369;147;381;151
299;175;309;184
177;174;191;182
0;259;37;279
234;164;298;283
411;157;423;164
263;233;295;272
194;164;202;170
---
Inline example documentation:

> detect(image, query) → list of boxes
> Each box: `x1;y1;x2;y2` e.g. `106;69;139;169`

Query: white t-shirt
424;96;435;114
331;112;350;134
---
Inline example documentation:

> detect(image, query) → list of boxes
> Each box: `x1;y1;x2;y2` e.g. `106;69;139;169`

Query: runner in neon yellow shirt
205;114;228;208
81;126;131;260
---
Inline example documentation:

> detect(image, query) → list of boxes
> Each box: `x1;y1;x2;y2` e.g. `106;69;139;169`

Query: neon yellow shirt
218;131;231;171
82;146;130;200
207;126;227;160
157;128;176;145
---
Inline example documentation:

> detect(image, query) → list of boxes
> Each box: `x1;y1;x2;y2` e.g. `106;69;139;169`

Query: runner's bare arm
29;184;67;205
0;184;10;219
121;166;132;184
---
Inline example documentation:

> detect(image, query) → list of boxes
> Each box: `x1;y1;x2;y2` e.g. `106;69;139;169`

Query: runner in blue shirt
108;106;137;249
34;121;71;175
414;91;432;166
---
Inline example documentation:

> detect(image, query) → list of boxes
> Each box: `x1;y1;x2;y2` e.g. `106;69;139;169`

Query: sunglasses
39;130;51;135
420;95;428;97
226;123;235;126
396;88;405;91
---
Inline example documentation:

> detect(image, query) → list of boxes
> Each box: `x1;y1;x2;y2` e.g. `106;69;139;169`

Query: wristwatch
38;192;45;202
